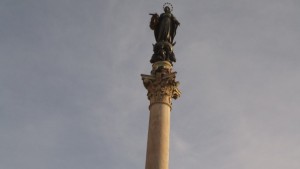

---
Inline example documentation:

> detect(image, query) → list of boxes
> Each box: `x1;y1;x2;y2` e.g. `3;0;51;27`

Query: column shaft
145;103;170;169
141;61;181;169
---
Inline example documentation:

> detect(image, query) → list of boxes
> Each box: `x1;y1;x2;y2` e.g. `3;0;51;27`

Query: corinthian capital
141;61;181;108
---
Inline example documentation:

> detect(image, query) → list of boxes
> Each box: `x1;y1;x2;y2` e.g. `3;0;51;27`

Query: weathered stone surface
141;61;181;108
141;61;181;169
145;103;170;169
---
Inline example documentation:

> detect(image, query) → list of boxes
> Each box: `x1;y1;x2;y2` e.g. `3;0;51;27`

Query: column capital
141;61;181;109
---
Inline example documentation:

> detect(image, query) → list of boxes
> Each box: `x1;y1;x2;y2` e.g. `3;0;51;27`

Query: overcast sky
1;0;300;169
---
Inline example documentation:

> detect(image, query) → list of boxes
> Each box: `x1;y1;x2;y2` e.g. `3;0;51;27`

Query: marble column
141;61;181;169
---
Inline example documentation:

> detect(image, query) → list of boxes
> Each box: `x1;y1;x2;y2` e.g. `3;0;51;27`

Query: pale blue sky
1;0;300;169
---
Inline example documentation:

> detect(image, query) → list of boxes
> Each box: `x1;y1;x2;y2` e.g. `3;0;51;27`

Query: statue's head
164;6;171;13
163;2;173;13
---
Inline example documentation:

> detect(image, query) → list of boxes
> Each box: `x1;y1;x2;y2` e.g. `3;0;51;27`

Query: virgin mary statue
150;5;180;44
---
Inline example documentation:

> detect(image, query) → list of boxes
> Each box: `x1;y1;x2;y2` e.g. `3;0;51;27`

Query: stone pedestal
141;61;181;169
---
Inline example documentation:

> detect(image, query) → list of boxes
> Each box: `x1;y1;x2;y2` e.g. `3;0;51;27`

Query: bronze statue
149;3;180;64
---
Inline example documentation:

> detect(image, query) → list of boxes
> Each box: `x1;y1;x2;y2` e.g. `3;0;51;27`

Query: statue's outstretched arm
149;13;159;30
